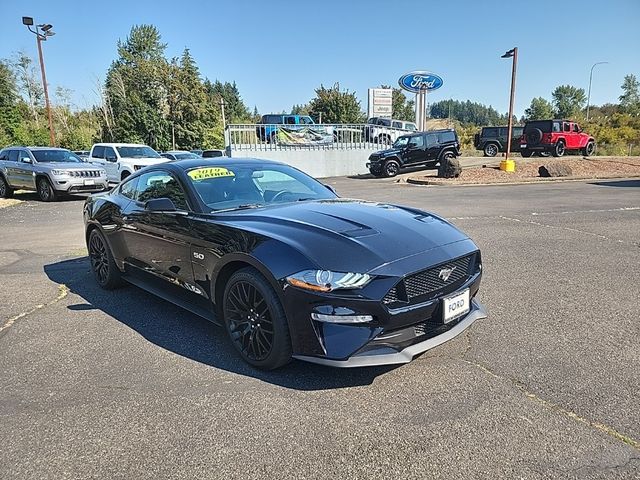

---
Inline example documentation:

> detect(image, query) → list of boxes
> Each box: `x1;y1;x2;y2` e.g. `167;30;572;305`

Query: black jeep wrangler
366;129;460;177
474;126;524;157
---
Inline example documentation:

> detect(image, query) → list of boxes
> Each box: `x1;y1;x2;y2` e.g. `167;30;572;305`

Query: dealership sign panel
368;88;393;119
398;71;443;93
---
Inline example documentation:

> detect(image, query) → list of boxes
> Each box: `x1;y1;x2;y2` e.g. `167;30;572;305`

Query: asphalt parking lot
1;177;639;479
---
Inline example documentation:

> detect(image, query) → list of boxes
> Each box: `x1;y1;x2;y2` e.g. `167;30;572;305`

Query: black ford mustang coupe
84;158;486;369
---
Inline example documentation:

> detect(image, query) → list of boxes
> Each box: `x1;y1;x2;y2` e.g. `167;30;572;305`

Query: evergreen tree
619;74;640;115
524;97;554;120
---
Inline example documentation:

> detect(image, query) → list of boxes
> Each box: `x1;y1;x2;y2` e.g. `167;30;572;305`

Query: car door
2;150;20;188
120;169;195;289
15;149;37;189
425;132;440;160
103;146;120;182
403;134;427;166
90;145;108;177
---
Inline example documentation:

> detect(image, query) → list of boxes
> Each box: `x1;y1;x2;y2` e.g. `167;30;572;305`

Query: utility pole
586;62;608;122
23;17;56;146
501;47;518;170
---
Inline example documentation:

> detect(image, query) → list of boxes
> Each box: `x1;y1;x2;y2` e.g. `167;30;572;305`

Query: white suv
89;143;169;183
365;117;418;145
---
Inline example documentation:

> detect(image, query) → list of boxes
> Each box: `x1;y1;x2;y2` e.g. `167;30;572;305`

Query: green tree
391;88;414;122
619;74;640;115
307;83;364;124
524;97;554;120
204;80;250;123
430;99;507;126
551;85;586;119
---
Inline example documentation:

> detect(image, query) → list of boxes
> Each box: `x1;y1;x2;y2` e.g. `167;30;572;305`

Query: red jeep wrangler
520;120;596;157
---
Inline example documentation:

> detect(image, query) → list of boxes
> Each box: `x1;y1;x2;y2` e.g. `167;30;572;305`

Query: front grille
383;253;477;308
69;170;101;177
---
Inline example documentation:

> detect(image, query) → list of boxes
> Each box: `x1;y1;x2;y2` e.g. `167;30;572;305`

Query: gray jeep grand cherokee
0;147;108;201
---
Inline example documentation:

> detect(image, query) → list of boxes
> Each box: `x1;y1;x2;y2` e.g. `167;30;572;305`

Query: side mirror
21;157;33;163
145;198;178;212
324;184;337;195
407;142;418;149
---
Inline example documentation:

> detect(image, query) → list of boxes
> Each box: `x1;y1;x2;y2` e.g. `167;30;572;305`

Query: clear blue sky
1;0;639;117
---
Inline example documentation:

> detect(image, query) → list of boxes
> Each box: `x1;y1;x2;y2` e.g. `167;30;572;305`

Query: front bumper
294;298;487;367
53;177;109;193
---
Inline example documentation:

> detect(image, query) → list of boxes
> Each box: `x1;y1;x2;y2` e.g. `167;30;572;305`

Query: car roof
93;143;150;147
164;150;193;154
167;157;285;172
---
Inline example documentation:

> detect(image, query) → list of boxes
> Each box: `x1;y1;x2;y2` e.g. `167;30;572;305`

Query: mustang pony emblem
438;266;456;282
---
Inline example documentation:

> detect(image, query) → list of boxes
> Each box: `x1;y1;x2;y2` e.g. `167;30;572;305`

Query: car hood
371;147;403;158
39;162;100;170
213;199;471;273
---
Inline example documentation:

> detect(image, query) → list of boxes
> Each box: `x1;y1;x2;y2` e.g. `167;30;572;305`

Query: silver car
0;147;108;202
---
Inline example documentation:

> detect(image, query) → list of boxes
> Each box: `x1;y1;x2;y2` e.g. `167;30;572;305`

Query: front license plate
84;179;95;186
443;289;470;323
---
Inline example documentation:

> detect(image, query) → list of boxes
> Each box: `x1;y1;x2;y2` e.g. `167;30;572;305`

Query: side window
485;128;498;137
18;150;32;162
405;123;417;131
563;122;571;132
8;150;19;162
498;127;507;136
438;131;456;143
410;135;424;147
426;133;438;147
119;176;139;200
267;115;281;124
104;147;116;160
392;121;402;129
552;122;561;132
0;150;7;161
135;171;189;210
573;124;580;132
92;146;105;158
284;116;296;125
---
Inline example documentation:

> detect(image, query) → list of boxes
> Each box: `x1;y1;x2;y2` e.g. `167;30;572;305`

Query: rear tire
37;177;57;202
552;141;565;157
0;175;14;198
88;229;124;290
582;141;595;157
223;267;292;370
483;143;499;157
521;149;533;158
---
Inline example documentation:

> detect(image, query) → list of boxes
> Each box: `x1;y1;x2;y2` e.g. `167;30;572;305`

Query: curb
406;175;640;187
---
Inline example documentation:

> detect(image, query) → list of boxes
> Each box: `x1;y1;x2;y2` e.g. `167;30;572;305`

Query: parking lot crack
0;284;69;336
461;358;640;452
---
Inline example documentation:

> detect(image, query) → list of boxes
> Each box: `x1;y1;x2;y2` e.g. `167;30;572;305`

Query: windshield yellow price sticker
188;167;235;181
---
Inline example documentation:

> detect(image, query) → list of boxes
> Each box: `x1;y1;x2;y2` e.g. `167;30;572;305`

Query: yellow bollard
500;159;516;172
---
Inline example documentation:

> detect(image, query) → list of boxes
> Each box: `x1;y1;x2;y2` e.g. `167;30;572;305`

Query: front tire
483;143;498;157
121;171;130;181
37;177;57;202
582;141;595;157
0;175;14;198
383;160;400;177
552;141;565;157
88;229;124;290
223;267;292;370
369;168;382;177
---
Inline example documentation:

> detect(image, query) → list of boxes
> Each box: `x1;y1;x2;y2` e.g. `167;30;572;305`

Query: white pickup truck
365;117;418;145
89;143;169;183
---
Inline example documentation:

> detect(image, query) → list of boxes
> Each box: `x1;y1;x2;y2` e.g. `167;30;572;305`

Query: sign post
398;71;443;131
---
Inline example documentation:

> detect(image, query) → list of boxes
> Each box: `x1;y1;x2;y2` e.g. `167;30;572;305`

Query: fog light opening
311;313;373;324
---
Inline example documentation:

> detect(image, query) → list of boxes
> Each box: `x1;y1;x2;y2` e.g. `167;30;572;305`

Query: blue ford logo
398;71;443;93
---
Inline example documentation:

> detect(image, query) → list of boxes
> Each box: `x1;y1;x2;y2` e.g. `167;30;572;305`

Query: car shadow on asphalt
348;165;435;180
590;179;640;188
13;192;90;202
44;257;396;391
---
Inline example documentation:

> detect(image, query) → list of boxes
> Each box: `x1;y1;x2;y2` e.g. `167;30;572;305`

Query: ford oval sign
398;71;444;94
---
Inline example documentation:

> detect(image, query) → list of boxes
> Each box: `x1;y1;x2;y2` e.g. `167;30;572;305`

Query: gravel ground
408;157;640;185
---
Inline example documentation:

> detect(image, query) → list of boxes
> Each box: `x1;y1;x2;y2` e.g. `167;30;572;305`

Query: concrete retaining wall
229;148;378;178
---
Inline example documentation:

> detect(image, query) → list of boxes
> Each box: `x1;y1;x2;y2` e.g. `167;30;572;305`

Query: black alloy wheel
0;176;13;198
553;141;565;157
88;229;123;289
369;167;382;177
37;177;57;202
384;160;400;177
483;143;498;157
223;268;291;369
583;141;595;157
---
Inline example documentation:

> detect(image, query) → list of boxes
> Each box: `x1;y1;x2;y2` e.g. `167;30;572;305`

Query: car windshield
116;146;161;158
393;136;411;148
31;149;83;163
186;163;337;212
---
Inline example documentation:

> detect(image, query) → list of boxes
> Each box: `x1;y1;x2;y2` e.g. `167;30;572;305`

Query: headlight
50;169;68;176
286;270;372;292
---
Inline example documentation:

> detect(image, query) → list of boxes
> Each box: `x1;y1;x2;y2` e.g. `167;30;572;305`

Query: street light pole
586;62;608;122
22;17;56;146
502;47;518;164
